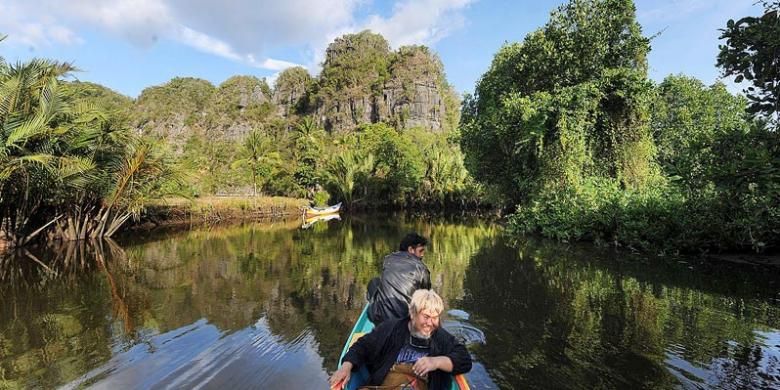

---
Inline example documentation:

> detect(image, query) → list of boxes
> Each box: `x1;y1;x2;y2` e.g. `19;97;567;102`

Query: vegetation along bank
0;0;778;255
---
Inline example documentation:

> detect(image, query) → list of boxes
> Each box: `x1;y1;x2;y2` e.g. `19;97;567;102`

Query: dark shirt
368;251;431;324
395;339;429;364
342;317;472;390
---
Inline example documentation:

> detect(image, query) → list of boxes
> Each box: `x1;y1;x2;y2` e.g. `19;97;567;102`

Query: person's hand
412;356;442;377
329;363;352;389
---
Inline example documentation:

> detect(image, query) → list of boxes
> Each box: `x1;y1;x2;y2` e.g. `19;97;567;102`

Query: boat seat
349;332;366;348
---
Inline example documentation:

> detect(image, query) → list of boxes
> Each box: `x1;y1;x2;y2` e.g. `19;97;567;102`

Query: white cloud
0;3;82;47
177;27;242;61
363;0;475;47
253;58;303;71
2;0;474;74
165;0;360;53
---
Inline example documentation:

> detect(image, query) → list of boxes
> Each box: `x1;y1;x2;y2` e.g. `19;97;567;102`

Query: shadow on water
0;215;778;389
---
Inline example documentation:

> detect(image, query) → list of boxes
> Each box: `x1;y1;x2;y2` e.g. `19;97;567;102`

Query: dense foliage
461;0;654;204
461;0;780;253
717;1;780;121
273;67;315;117
319;31;392;97
0;56;180;245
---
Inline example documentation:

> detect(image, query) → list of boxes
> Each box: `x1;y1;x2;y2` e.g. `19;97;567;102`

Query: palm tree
293;117;324;150
0;55;181;245
232;129;281;196
0;58;98;244
418;143;468;205
326;149;375;207
293;117;325;192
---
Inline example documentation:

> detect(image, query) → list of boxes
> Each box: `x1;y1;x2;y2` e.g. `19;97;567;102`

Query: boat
304;202;342;217
334;304;470;390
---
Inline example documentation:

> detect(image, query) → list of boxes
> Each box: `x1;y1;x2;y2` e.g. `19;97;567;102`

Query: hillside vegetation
0;31;480;248
1;1;777;255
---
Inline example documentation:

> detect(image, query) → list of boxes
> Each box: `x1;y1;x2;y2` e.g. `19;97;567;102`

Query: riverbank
135;196;310;229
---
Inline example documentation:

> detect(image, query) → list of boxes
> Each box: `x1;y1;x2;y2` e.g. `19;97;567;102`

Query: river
0;215;778;389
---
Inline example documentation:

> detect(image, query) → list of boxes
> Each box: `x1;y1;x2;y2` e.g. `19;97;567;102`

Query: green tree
0;57;179;243
325;149;375;208
651;75;750;190
461;0;655;205
231;129;281;196
405;128;475;207
292;117;325;193
717;1;780;121
358;123;424;204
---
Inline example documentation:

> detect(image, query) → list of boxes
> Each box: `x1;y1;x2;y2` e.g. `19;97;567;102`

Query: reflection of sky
62;317;329;389
664;329;780;389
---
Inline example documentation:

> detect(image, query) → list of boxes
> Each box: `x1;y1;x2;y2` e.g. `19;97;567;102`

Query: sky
0;0;764;98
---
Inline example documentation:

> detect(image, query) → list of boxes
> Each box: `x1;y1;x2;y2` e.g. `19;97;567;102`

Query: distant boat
304;202;342;217
333;304;470;390
301;214;341;229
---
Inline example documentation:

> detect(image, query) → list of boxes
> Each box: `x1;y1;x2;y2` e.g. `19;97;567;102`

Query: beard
410;328;431;339
409;320;436;339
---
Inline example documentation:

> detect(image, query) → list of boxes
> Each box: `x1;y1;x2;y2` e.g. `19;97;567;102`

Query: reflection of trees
0;215;497;387
5;219;777;389
460;237;780;389
0;240;123;389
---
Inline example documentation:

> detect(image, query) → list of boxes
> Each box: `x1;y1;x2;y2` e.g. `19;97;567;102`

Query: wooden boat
304;202;342;217
334;304;470;390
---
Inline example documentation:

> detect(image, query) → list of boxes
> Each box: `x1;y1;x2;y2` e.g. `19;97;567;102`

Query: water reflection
458;237;780;389
0;216;778;389
0;215;497;389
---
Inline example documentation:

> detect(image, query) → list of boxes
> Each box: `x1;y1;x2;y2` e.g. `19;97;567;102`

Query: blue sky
0;0;762;98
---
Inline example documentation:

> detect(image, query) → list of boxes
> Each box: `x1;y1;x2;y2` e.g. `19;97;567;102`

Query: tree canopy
717;1;780;121
461;0;654;203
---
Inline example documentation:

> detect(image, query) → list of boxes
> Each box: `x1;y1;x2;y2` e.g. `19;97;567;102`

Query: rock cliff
273;67;314;118
132;31;457;145
275;31;458;133
134;76;273;144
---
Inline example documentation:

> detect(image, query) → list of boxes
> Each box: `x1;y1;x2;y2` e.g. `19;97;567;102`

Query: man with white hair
329;290;472;390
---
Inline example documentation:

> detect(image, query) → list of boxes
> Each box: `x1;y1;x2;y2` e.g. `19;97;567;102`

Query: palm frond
5;112;49;148
57;155;97;180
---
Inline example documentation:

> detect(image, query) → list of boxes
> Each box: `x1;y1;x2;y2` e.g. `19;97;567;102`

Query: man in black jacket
330;290;471;390
367;233;432;324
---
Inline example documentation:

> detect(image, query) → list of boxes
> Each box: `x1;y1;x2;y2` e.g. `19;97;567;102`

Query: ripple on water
663;329;780;390
63;317;329;389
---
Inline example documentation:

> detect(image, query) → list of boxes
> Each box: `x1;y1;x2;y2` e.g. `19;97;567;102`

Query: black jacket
342;317;472;390
368;251;431;324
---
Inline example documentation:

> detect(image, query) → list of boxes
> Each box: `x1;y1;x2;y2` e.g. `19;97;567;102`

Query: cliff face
276;32;457;133
379;45;449;132
312;79;447;133
204;76;273;140
134;77;216;144
272;67;312;117
381;80;446;130
132;32;457;145
134;76;273;144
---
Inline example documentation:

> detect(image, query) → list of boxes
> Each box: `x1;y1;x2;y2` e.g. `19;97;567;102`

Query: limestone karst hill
89;31;459;146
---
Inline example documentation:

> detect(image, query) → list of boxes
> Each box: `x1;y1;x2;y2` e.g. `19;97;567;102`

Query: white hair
409;289;444;315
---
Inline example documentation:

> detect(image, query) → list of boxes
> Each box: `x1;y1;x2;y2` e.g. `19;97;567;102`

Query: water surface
0;216;778;389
